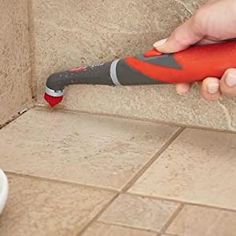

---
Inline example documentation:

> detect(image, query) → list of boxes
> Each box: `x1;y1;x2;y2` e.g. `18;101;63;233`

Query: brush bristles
44;93;63;107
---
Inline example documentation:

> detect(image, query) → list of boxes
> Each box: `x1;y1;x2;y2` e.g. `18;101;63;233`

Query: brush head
44;86;64;107
44;93;63;107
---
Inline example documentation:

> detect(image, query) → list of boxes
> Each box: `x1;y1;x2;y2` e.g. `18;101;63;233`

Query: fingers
176;83;191;95
175;79;221;101
200;69;236;101
153;17;204;53
220;68;236;96
177;70;236;101
200;77;221;101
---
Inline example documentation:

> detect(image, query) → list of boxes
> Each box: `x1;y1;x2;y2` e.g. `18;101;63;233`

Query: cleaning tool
44;40;236;107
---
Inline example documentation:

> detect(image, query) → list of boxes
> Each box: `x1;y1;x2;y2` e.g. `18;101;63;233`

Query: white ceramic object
0;169;8;214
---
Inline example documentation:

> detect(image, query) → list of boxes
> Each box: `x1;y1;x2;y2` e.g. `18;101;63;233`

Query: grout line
77;193;120;236
96;221;161;235
164;234;178;236
96;221;158;235
127;192;236;214
27;0;37;101
35;105;236;134
159;203;184;234
35;105;185;129
0;108;30;130
181;124;236;134
160;234;178;236
93;221;158;234
121;127;185;193
6;171;118;195
173;0;193;15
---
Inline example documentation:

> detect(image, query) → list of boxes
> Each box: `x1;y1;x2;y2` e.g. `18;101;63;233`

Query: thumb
154;18;204;53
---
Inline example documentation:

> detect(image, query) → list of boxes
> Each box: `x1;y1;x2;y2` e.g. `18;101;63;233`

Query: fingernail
176;84;190;95
154;38;167;48
225;72;236;87
207;82;219;94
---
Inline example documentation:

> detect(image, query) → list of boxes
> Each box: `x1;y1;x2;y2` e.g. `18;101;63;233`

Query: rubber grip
125;40;236;84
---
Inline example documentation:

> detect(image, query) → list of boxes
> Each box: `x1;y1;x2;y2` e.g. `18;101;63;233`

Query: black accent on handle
116;60;163;85
138;54;182;69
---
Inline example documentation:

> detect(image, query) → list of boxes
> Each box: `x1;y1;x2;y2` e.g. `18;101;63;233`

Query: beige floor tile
0;0;32;126
166;205;236;236
99;194;180;232
129;128;236;209
82;222;156;236
0;174;114;236
0;108;178;190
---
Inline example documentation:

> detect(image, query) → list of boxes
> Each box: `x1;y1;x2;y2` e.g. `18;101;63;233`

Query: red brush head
44;93;63;107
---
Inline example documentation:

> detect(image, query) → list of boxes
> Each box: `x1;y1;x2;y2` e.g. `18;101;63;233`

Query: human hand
154;0;236;100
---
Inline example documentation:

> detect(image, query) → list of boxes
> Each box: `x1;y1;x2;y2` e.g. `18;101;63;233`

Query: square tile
0;0;32;125
166;205;236;236
82;222;156;236
0;174;114;236
99;194;180;232
129;128;236;209
0;108;178;190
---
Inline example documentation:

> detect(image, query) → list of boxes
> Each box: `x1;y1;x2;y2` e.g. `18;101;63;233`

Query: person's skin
154;0;236;101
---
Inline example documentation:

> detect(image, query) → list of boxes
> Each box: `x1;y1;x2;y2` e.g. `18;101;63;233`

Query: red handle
125;41;236;84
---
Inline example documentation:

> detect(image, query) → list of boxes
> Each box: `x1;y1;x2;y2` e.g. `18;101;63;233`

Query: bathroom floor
0;107;236;236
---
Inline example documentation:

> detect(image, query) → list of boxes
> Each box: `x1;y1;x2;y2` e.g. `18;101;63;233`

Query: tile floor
0;107;236;236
